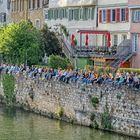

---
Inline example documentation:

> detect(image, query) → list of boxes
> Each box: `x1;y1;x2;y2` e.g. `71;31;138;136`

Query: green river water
0;105;138;140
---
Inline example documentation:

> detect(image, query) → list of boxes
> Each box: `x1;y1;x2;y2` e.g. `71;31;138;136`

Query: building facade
0;0;10;26
44;0;136;68
10;0;48;29
97;0;130;47
44;0;97;47
129;0;140;68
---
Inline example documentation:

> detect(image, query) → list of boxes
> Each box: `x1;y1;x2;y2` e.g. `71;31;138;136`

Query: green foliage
91;96;99;108
104;67;112;74
74;38;77;46
57;107;64;118
60;24;69;37
2;74;15;105
90;113;95;121
0;21;43;65
91;120;99;129
101;111;112;130
49;55;69;69
96;67;104;75
119;68;140;74
41;24;63;56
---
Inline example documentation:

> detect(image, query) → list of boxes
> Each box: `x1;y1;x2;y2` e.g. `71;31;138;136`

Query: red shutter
99;10;102;23
107;9;111;23
116;8;120;22
126;8;129;22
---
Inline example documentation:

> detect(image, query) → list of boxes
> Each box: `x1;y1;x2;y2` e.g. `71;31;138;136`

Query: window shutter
116;8;120;22
107;9;110;23
126;8;129;22
99;10;102;23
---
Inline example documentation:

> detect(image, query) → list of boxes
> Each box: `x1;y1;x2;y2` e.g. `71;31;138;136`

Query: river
0;105;138;140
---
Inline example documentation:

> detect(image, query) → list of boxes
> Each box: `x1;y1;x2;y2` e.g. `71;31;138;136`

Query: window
33;0;35;9
47;7;94;21
132;10;140;22
74;9;79;21
113;35;118;46
69;9;74;21
35;19;40;29
83;8;89;20
79;8;83;20
37;0;40;8
132;34;138;52
7;0;10;9
64;9;67;18
122;35;127;41
91;8;94;20
54;9;59;20
59;9;63;19
29;0;31;9
46;9;53;20
103;35;108;46
111;9;116;22
43;0;49;5
120;8;126;21
102;9;106;22
45;10;48;20
0;13;6;23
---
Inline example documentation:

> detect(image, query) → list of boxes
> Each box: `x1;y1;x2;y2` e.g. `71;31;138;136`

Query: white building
44;0;97;47
44;0;133;68
0;0;11;26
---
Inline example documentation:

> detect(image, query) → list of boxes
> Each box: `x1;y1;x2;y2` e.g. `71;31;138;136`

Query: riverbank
0;75;140;138
0;104;137;140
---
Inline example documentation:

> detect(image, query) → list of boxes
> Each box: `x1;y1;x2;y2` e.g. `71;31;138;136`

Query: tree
49;55;69;69
41;24;64;56
0;21;43;65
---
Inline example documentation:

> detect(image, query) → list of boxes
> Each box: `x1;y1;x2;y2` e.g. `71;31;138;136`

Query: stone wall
0;75;140;138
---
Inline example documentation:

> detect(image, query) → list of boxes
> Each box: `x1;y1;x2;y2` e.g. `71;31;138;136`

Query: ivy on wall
2;74;15;105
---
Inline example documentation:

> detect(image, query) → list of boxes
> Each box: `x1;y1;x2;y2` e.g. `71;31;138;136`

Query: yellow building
10;0;48;29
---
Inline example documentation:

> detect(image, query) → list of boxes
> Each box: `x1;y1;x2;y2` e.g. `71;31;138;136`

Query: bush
119;68;140;74
2;74;15;105
101;111;112;130
96;67;104;75
48;55;70;69
57;107;64;118
91;97;99;108
60;25;69;37
90;120;99;129
90;113;95;121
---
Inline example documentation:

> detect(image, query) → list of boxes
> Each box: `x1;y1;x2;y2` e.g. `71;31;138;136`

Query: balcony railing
73;46;117;58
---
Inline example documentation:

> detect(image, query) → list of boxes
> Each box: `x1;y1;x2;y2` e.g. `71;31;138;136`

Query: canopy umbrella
71;34;75;46
85;34;88;47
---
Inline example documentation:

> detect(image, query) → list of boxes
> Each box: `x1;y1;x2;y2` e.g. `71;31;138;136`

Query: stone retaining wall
0;75;140;138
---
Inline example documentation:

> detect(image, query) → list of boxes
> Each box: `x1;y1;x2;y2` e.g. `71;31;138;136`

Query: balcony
73;46;117;58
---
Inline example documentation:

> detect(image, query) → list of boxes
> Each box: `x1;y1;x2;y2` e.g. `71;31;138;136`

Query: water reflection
0;106;138;140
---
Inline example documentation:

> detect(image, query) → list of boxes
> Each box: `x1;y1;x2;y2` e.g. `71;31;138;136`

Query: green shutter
69;9;72;21
83;8;88;20
91;8;94;20
74;9;79;21
80;8;83;19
